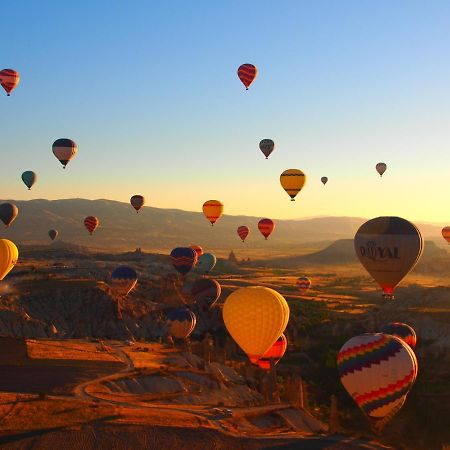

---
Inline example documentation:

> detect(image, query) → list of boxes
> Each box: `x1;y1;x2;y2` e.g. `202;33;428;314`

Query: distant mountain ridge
0;198;444;252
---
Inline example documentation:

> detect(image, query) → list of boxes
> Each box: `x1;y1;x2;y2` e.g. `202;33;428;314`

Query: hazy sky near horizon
1;1;449;224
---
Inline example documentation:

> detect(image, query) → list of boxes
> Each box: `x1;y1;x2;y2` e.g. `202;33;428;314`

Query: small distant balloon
237;64;258;90
111;266;138;296
321;177;328;185
376;162;387;177
170;247;198;276
0;239;19;281
296;276;311;292
0;69;20;96
130;195;145;213
84;216;99;235
256;334;287;370
166;308;196;339
280;169;306;201
190;278;221;308
202;200;223;226
237;226;250;242
380;322;417;348
259;139;275;159
442;226;450;244
48;229;58;241
197;253;216;274
21;171;37;190
52;139;77;169
190;245;204;260
0;203;19;228
258;218;275;240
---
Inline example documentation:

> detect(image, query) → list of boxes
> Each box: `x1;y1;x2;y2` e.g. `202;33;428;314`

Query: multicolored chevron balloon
380;322;417;349
296;276;311;292
337;333;417;428
170;247;198;276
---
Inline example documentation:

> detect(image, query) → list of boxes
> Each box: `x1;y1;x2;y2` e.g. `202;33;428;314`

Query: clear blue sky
1;1;449;223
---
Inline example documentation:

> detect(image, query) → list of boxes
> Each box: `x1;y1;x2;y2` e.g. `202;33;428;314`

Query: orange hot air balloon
202;200;223;226
354;217;423;299
442;226;450;244
280;169;307;201
256;334;287;370
237;226;250;242
0;69;20;96
84;216;99;235
258;218;275;240
237;64;258;90
190;245;204;260
130;195;145;212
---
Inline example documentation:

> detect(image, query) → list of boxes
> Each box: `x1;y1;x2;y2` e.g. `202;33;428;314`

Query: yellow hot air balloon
0;239;19;281
223;286;289;364
202;200;224;226
280;169;306;201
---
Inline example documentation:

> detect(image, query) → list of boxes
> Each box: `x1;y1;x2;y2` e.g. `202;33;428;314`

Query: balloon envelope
337;333;417;426
442;226;450;244
48;229;58;241
237;226;250;242
296;276;311;291
257;334;287;370
237;64;258;90
53;139;77;168
21;171;37;190
202;200;223;226
84;216;99;235
321;177;328;185
280;169;306;201
130;195;145;212
166;308;196;339
197;253;216;274
0;239;18;280
0;203;18;227
376;162;387;177
0;69;20;95
380;322;417;348
190;245;203;260
170;247;198;276
223;286;290;363
354;217;423;299
258;218;275;240
259;139;275;159
111;266;138;296
191;278;221;308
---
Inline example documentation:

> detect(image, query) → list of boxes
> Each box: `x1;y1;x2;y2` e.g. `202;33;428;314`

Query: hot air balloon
258;218;275;240
237;64;258;90
84;216;99;235
166;308;196;339
52;139;77;169
130;195;145;213
380;322;417;348
191;278;221;308
354;217;423;299
280;169;306;201
111;266;138;296
21;171;37;190
48;229;58;241
202;200;223;226
296;276;311;292
237;226;250;242
376;163;387;177
0;239;18;281
197;253;216;274
256;334;287;371
190;245;204;260
223;286;290;364
259;139;275;159
442;226;450;244
0;69;20;96
0;203;18;228
170;247;198;276
321;177;328;185
337;333;417;430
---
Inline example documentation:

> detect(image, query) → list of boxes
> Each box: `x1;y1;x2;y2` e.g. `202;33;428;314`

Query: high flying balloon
257;334;287;371
337;333;417;430
259;139;275;159
280;169;306;201
21;171;37;190
48;229;58;241
354;217;423;299
170;247;198;276
237;64;258;90
258;218;275;240
197;253;216;274
321;177;328;185
130;195;145;213
0;69;20;96
237;226;250;242
84;216;99;235
223;286;289;364
52;139;77;169
376;162;387;177
190;278;221;309
380;322;417;348
442;226;450;244
202;200;223;226
0;239;18;281
0;203;18;228
111;266;138;296
166;308;196;339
